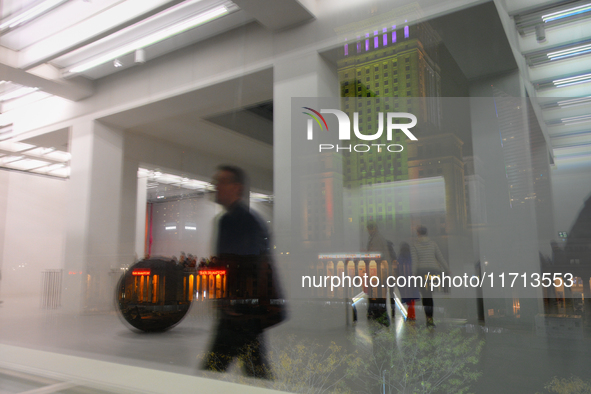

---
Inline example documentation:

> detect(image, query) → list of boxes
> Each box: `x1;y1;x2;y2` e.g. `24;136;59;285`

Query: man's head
416;225;427;236
213;165;246;209
366;220;378;236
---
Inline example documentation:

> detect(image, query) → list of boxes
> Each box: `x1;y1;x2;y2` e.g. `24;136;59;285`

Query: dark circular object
116;258;194;332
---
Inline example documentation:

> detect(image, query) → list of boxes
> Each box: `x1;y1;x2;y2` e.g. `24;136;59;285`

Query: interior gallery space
1;0;591;393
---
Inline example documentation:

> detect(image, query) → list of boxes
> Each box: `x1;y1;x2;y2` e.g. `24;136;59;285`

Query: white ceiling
0;0;312;97
501;0;591;162
1;0;590;165
99;67;273;173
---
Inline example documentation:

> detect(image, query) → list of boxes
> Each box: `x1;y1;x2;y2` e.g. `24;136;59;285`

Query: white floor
2;295;591;394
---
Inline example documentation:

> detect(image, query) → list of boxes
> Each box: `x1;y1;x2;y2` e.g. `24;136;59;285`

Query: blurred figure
366;220;395;263
201;165;283;379
410;226;449;327
398;242;420;322
187;254;196;268
366;220;396;325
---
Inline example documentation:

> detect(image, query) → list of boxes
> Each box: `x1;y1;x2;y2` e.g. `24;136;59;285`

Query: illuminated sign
132;269;151;276
198;270;227;276
318;253;381;260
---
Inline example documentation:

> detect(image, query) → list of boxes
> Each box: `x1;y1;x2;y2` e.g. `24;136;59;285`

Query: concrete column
0;171;7;299
135;174;148;260
273;52;339;256
469;73;544;325
273;52;339;329
119;157;139;264
62;120;130;312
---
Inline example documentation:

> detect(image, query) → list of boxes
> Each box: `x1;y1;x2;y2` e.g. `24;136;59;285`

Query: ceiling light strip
557;96;591;107
553;73;591;87
554;80;591;88
550;129;591;139
0;87;39;102
560;116;591;125
562;114;591;121
73;0;208;50
542;3;591;22
548;43;591;57
69;6;228;74
548;44;591;60
0;0;68;30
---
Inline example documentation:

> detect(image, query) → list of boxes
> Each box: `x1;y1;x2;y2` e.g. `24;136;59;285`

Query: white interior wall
149;196;219;259
0;170;67;297
125;132;273;193
148;197;272;259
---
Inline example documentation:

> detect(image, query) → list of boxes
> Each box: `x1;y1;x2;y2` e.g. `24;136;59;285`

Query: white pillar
273;52;339;328
0;171;8;299
119;157;139;264
135;174;148;260
273;52;339;252
469;75;543;323
63;120;131;312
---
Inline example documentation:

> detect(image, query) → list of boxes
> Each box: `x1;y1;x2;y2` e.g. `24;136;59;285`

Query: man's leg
201;319;239;372
240;332;272;379
419;285;435;326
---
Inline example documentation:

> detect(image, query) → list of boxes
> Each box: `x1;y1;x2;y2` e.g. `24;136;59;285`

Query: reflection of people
398;242;420;322
410;226;449;327
201;165;274;379
366;221;395;263
366;221;396;324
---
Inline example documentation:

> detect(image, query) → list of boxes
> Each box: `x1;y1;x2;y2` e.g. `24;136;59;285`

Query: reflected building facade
334;6;467;241
299;6;470;298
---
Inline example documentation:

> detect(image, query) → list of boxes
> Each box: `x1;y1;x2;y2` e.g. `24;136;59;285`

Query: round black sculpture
116;258;193;332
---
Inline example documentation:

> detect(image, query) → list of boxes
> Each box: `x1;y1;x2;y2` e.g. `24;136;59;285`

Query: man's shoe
426;318;436;328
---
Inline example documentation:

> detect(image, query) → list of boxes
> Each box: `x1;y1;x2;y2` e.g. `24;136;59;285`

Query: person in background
365;220;396;324
410;225;449;327
187;254;196;268
397;242;420;322
366;221;395;263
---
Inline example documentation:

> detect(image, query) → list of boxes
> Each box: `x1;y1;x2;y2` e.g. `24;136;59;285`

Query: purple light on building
365;33;369;51
383;28;388;46
344;44;348;56
392;25;397;43
374;30;378;48
357;36;361;53
404;25;409;38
